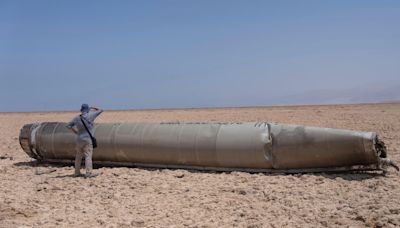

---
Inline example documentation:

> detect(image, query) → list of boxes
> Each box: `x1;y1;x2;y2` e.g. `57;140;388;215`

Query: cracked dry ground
1;103;399;227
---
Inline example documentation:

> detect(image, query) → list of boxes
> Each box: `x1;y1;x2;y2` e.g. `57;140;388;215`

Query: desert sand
1;103;399;227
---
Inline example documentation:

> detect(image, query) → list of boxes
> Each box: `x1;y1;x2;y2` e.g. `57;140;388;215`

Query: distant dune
271;82;400;106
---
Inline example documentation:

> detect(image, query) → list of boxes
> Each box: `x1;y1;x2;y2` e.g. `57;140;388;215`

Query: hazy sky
1;1;399;112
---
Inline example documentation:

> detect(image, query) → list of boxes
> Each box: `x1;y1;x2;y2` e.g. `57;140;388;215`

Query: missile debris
19;122;398;173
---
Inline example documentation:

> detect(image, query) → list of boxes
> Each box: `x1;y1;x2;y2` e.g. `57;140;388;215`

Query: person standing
66;104;103;178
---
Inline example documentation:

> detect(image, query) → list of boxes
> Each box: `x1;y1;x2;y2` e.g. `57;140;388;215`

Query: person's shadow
14;160;80;178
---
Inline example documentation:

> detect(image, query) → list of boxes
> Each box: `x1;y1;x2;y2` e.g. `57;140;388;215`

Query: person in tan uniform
66;104;103;178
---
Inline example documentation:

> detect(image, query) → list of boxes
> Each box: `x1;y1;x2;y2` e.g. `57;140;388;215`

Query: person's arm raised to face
88;106;104;121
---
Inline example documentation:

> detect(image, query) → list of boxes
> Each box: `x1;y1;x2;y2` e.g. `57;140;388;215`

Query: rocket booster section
19;122;398;173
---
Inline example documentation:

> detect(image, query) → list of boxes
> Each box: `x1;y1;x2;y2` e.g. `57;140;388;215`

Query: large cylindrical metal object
19;122;390;172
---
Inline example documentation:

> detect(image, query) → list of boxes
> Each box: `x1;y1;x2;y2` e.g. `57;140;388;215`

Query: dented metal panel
19;122;398;173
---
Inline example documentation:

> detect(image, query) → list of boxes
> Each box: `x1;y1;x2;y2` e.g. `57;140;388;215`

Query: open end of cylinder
375;135;399;171
374;136;387;158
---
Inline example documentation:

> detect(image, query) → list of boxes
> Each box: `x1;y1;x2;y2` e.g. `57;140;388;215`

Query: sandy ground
0;103;399;227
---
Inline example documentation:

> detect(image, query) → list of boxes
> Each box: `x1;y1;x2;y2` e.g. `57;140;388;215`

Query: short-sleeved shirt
66;109;103;144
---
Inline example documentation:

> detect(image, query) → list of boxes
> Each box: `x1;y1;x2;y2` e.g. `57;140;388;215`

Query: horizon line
1;100;399;114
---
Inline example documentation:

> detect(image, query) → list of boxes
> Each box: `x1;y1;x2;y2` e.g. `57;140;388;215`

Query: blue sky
1;1;399;112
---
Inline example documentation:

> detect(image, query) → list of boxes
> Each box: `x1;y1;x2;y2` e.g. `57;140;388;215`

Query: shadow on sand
14;160;67;168
13;160;386;181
